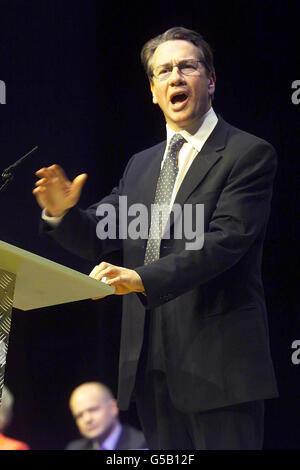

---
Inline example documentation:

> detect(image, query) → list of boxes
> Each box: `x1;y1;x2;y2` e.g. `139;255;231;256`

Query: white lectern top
0;240;115;310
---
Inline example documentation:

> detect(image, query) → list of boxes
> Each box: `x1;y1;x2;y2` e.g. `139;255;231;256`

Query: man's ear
111;399;119;418
208;72;216;96
150;81;158;104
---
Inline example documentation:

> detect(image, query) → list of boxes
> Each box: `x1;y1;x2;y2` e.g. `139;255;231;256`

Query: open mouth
170;92;189;110
171;93;188;104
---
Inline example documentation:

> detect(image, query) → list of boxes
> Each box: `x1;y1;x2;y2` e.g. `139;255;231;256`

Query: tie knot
168;133;186;154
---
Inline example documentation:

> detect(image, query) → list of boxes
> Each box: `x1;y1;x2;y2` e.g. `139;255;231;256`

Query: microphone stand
0;146;39;193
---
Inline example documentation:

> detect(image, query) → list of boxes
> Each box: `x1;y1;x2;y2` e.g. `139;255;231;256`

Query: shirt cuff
41;208;66;227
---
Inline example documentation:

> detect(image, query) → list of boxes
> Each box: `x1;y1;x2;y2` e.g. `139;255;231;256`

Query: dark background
0;0;299;450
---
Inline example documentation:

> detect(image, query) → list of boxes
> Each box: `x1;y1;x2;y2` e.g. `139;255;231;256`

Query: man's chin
83;429;103;440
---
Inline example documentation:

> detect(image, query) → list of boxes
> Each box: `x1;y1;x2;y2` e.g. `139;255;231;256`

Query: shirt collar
96;422;122;450
166;107;218;152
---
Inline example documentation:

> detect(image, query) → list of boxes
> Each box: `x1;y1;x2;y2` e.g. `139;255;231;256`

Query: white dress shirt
163;106;218;208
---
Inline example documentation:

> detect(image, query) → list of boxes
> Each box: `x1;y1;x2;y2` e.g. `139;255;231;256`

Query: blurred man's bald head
69;382;119;443
70;382;113;408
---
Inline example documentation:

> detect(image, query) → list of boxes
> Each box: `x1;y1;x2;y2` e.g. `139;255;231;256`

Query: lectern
0;240;115;404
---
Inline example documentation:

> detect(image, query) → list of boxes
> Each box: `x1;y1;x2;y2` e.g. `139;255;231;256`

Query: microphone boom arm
0;145;38;193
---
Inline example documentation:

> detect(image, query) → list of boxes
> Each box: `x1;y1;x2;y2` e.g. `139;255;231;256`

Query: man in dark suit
66;382;147;450
33;27;278;449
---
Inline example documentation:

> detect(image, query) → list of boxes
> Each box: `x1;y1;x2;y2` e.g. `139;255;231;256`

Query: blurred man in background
66;381;147;450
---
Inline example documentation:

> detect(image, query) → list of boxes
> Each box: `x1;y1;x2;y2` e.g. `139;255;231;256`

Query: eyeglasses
152;59;203;81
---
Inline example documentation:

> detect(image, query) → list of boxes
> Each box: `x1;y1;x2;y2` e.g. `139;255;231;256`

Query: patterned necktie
144;133;186;265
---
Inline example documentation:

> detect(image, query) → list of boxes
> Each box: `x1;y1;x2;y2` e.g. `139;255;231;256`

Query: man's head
0;386;14;432
141;27;216;132
69;382;119;443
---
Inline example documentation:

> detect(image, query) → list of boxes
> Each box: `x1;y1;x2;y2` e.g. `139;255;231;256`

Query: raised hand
33;164;88;217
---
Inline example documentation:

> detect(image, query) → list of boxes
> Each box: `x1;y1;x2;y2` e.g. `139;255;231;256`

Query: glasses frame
152;59;204;81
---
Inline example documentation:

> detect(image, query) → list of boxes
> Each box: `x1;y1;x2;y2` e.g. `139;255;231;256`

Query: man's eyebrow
74;405;101;417
155;58;197;68
155;60;172;69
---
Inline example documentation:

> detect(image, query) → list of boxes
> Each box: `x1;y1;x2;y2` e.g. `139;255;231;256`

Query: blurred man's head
0;386;14;432
69;382;119;443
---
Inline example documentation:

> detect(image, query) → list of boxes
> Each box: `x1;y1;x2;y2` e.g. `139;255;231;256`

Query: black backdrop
0;0;299;450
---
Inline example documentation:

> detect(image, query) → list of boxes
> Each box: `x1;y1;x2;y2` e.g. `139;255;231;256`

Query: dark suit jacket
65;424;147;450
47;116;279;414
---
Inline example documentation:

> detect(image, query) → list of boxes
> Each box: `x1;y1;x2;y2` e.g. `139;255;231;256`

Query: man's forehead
72;395;106;415
152;39;199;65
71;386;106;407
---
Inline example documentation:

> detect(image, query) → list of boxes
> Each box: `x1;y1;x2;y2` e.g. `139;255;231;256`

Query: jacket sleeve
41;154;137;261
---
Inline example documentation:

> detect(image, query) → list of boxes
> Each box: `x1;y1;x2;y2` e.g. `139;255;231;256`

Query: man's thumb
72;173;88;194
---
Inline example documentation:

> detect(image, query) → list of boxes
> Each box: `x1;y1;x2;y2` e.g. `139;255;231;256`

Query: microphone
2;145;39;178
0;145;39;193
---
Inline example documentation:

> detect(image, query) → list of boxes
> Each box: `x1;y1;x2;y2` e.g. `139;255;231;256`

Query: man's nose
82;411;93;423
168;66;185;85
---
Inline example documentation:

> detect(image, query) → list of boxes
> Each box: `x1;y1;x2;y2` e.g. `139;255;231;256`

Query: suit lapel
174;116;229;207
174;150;221;207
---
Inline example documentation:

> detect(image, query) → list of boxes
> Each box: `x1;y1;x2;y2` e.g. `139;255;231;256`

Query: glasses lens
154;66;172;80
153;60;200;80
179;60;199;75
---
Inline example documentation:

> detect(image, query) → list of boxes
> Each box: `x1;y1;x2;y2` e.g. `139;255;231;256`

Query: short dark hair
141;26;215;82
